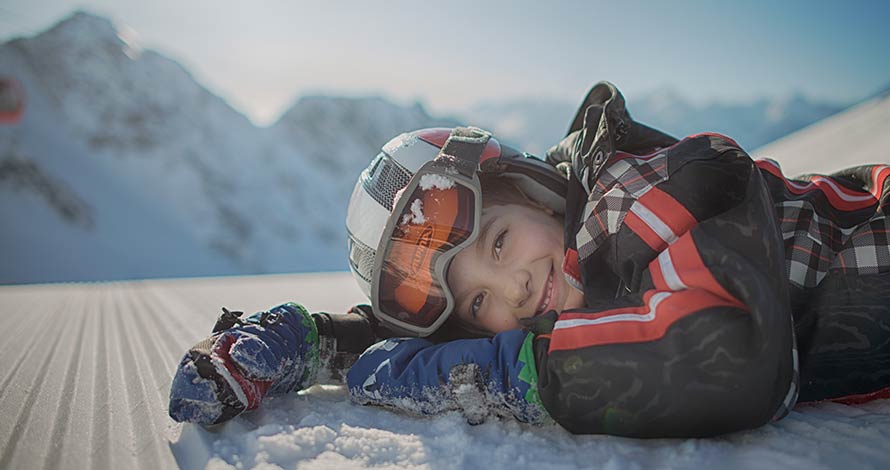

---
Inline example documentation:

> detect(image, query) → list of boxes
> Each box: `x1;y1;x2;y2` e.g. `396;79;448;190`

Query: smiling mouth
535;266;554;316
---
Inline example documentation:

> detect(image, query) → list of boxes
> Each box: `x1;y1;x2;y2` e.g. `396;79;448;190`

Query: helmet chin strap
435;127;492;178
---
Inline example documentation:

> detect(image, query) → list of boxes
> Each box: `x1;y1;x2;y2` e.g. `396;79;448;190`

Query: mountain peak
275;94;435;130
28;9;147;60
636;85;692;110
47;10;120;42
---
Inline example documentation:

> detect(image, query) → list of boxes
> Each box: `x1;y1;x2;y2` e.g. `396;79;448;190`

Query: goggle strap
435;127;492;177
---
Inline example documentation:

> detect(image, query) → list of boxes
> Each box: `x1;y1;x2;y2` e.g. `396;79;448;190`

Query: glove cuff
281;303;322;390
312;308;380;382
313;310;378;353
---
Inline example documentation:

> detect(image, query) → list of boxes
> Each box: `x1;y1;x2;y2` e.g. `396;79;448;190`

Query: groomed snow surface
2;273;888;470
180;385;890;470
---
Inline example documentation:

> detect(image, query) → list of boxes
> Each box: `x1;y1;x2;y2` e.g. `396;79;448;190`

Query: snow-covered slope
753;89;890;177
0;11;453;284
2;274;888;470
0;82;240;283
634;87;846;152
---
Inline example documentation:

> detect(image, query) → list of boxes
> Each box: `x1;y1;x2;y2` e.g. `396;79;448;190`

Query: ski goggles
370;130;490;336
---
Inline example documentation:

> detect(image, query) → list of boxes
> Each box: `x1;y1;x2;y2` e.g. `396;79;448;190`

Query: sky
1;0;888;125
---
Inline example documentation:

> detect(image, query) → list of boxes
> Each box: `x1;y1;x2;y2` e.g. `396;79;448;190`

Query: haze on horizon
2;0;888;125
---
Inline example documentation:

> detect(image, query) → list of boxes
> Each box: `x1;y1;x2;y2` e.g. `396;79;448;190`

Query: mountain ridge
1;10;876;283
0;11;452;283
465;86;851;157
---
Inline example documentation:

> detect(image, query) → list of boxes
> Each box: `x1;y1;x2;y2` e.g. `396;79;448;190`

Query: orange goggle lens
377;181;476;329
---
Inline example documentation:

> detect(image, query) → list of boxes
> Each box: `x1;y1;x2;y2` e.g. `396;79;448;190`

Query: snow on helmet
346;127;566;337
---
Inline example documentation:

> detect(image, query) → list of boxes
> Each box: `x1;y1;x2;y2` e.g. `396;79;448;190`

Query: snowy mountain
467;87;847;156
0;10;872;284
0;11;454;284
634;87;847;152
753;86;890;177
466;99;577;156
269;95;457;207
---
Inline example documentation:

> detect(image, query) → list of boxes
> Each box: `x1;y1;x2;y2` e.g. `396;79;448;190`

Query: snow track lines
0;284;176;469
2;275;890;469
0;273;366;469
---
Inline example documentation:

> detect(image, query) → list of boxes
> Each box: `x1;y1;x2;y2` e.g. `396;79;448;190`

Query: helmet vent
347;231;377;284
362;152;412;212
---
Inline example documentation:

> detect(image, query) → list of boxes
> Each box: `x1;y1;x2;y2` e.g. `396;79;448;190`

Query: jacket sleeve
531;134;799;437
345;329;549;425
312;304;428;383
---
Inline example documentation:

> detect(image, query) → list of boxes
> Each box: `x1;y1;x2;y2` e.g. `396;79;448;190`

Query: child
169;81;890;438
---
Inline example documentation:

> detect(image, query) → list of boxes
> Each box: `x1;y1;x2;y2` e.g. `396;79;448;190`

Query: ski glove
168;303;321;425
346;329;550;425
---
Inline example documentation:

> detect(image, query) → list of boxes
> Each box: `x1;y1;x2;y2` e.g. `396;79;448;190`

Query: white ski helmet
346;127;566;337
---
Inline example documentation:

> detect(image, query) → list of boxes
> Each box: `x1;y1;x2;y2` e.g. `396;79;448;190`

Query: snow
396;175;457;226
0;72;241;282
753;90;890;176
170;385;890;469
418;173;455;190
400;199;426;226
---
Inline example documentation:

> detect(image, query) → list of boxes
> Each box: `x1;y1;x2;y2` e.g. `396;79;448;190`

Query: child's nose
503;270;532;308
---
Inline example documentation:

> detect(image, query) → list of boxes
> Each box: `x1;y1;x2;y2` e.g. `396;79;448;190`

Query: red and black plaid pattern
577;152;669;260
778;200;857;288
758;160;890;288
577;186;635;259
831;215;890;275
593;151;669;197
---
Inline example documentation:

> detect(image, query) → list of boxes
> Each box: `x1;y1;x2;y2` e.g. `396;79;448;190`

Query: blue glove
168;303;320;425
346;329;549;425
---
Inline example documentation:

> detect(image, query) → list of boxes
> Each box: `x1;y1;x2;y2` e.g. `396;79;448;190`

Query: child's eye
471;293;485;317
493;230;507;259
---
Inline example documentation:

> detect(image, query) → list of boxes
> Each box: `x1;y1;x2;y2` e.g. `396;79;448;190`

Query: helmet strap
435;127;492;177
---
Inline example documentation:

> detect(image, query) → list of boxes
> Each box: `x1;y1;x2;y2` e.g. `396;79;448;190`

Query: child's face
447;203;583;334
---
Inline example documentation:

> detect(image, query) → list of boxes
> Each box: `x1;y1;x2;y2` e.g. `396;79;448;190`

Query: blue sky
2;0;888;124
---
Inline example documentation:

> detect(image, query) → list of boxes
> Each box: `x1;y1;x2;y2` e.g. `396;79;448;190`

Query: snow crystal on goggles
371;128;490;336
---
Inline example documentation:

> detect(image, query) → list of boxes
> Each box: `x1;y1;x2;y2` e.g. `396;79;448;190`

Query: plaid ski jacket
343;82;890;437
